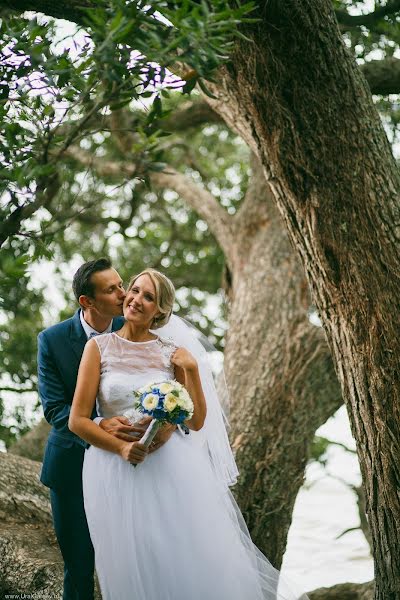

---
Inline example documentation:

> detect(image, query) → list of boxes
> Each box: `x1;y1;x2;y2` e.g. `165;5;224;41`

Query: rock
0;452;63;597
308;580;374;599
8;419;50;462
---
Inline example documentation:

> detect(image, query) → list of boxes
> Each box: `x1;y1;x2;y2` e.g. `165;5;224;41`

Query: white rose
176;394;185;408
159;382;174;394
164;393;178;412
177;390;192;409
182;389;191;402
142;393;159;411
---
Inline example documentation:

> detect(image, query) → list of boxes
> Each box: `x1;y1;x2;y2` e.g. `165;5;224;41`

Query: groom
38;258;174;600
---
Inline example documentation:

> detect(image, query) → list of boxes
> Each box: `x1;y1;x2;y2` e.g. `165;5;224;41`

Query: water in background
282;406;373;591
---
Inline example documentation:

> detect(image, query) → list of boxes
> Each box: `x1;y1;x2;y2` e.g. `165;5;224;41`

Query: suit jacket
38;309;124;489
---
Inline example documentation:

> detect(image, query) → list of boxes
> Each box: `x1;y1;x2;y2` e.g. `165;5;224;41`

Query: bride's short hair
128;268;175;329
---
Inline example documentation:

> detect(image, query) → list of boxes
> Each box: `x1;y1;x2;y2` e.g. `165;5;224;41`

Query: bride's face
123;274;159;328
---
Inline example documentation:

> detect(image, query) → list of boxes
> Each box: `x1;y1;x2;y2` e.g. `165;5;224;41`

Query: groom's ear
79;294;94;309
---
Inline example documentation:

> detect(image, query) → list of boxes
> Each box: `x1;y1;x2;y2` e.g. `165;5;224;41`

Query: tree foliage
0;0;399;450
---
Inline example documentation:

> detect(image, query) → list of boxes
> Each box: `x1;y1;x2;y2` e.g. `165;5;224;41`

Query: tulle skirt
83;432;307;600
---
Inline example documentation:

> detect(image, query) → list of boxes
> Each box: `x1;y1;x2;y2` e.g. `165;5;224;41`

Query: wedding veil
155;314;239;488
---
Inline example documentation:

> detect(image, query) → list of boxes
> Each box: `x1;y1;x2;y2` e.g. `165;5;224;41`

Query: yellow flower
143;393;158;411
164;393;178;412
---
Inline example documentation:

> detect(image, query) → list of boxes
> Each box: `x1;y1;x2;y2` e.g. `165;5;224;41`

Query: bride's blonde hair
128;268;175;329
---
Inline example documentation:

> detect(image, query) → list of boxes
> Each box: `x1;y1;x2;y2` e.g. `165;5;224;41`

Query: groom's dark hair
73;258;113;303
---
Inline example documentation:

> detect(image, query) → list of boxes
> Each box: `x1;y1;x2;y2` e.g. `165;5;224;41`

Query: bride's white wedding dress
83;332;307;600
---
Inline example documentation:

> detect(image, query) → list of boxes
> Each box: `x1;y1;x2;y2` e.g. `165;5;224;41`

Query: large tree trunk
206;2;400;597
226;157;343;566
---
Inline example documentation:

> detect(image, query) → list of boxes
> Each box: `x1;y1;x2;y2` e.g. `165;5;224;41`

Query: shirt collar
79;309;112;340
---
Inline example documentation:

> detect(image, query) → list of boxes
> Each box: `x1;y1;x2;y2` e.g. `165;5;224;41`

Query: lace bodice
93;332;177;419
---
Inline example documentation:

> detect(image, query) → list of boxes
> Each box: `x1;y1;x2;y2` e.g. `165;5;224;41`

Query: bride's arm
69;340;148;464
172;349;207;431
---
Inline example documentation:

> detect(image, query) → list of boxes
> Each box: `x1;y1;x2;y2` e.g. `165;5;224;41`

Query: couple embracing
38;258;308;600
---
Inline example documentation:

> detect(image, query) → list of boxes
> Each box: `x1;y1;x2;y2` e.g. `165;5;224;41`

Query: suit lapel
111;316;125;332
69;311;124;360
69;309;87;361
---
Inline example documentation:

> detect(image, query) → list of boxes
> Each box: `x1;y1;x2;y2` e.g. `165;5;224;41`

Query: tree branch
335;1;400;27
360;57;400;95
0;0;94;25
160;100;223;131
150;167;236;264
0;385;36;393
63;145;237;266
63;145;136;177
0;173;60;248
234;152;270;230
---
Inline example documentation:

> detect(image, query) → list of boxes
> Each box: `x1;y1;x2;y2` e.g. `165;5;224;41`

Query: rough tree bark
203;2;400;598
221;156;343;566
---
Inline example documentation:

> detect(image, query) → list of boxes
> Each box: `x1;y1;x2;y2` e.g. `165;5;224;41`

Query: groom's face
88;268;126;318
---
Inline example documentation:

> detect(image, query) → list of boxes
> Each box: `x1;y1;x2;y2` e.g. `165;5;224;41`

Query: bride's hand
171;348;198;372
120;441;148;464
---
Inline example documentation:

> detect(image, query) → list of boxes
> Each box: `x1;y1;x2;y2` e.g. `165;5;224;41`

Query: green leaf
197;78;218;99
182;76;198;95
0;85;9;101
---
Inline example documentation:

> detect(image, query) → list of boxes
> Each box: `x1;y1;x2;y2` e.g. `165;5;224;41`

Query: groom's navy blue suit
38;309;124;600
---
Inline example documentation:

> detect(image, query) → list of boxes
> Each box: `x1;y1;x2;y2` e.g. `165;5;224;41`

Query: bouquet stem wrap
140;418;162;447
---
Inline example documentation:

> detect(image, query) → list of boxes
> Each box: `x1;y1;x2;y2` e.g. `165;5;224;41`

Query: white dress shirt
79;309;113;339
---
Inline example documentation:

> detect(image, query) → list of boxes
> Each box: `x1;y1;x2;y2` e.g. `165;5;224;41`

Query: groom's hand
99;416;152;442
148;423;177;453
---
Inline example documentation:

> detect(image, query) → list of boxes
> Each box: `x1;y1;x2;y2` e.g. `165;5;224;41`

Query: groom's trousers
48;444;94;600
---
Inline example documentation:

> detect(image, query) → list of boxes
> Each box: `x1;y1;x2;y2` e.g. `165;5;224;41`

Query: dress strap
156;336;177;366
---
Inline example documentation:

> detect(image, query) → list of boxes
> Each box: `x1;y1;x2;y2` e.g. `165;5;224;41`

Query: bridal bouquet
124;380;194;451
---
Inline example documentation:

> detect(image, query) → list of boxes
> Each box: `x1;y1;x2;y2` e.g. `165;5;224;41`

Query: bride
69;268;308;600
